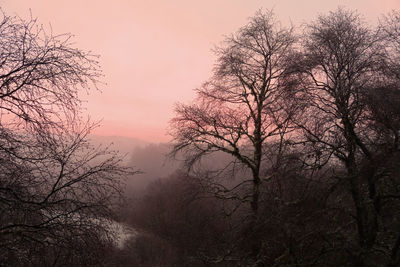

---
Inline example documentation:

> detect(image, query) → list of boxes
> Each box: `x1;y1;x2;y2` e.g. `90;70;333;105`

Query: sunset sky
1;0;399;142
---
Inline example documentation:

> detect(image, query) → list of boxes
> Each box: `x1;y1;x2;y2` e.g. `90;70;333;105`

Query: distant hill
88;135;149;162
88;136;180;195
125;143;180;195
86;135;242;197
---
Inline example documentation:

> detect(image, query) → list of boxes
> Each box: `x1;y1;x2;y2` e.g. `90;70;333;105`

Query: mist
1;2;400;267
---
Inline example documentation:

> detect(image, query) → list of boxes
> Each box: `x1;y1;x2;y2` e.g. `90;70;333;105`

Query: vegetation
2;6;400;267
0;10;132;266
168;8;400;266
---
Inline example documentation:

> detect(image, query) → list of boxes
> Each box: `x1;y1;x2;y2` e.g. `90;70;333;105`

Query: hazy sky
1;0;399;142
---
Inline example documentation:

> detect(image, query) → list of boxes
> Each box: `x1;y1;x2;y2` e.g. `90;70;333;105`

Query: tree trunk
345;141;378;266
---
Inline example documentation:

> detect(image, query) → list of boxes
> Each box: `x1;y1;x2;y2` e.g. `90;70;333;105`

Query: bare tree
171;10;298;214
0;10;133;265
170;10;302;262
291;8;400;266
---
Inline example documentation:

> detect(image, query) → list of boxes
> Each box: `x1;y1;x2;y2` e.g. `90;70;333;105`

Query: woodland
1;7;400;267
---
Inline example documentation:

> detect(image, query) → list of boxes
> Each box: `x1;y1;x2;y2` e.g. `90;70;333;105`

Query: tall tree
170;10;302;263
171;10;298;217
292;8;400;266
0;10;132;265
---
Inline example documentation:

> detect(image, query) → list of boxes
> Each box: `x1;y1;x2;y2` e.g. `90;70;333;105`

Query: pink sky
1;0;399;142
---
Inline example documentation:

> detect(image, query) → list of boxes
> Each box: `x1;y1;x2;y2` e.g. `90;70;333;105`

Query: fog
2;4;400;267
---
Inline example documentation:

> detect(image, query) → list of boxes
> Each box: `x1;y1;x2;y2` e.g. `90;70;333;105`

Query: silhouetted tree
0;10;132;266
170;10;303;262
171;9;299;218
169;7;400;266
289;8;400;266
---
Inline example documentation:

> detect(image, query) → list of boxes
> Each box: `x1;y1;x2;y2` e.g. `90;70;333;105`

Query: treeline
120;8;400;266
